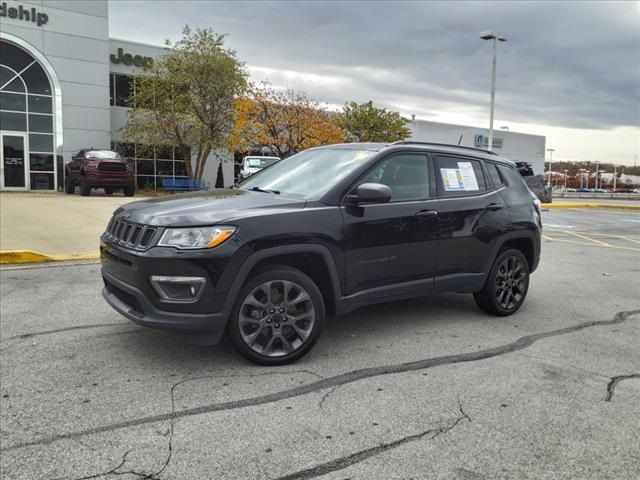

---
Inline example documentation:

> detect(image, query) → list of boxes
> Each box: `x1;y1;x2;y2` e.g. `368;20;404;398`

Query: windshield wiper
249;186;280;194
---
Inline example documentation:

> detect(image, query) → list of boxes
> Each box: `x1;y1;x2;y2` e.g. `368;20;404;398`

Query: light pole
480;31;507;151
586;170;591;189
595;161;600;190
564;169;568;190
546;148;555;187
579;169;586;188
613;165;617;191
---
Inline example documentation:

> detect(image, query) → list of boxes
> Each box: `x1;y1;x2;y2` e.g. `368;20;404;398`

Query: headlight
86;162;98;170
158;226;236;249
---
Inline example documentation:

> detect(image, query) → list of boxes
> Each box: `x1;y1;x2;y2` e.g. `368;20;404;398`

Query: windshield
86;150;121;159
240;148;375;198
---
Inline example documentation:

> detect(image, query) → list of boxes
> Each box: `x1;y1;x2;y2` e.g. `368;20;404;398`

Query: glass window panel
115;74;132;107
30;153;54;171
136;159;154;175
29;95;51;113
136;176;155;189
30;173;54;190
487;163;503;187
29;133;53;152
156;160;173;176
174;145;190;161
174;160;187;176
2;77;25;93
1;92;26;111
28;114;53;133
21;63;51;95
109;73;114;106
1;42;35;71
436;157;488;196
156;144;173;160
1;111;27;130
1;66;16;87
360;154;430;202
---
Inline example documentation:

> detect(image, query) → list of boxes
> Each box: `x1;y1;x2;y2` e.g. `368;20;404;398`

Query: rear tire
80;176;91;196
65;175;75;194
228;265;325;365
104;187;114;195
474;248;530;316
123;185;135;197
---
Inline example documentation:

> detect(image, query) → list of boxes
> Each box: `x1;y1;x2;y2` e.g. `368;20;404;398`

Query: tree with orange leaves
229;83;344;158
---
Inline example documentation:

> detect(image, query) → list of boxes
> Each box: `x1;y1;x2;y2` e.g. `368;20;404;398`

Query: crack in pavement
2;323;130;341
318;385;340;411
605;374;640;402
3;308;638;453
273;396;472;480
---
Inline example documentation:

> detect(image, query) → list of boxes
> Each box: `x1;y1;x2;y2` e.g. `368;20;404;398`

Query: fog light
150;276;206;302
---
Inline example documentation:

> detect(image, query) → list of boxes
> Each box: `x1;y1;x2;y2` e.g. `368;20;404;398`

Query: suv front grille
105;217;158;249
98;162;127;172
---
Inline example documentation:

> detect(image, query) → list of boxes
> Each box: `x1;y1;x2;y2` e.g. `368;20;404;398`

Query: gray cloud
110;1;640;130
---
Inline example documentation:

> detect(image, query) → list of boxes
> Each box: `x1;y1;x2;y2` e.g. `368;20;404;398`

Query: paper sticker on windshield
441;168;464;191
457;162;479;191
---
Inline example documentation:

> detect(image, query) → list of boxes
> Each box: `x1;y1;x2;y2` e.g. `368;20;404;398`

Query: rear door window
435;156;487;197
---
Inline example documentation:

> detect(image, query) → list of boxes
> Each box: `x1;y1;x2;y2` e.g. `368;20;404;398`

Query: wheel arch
493;233;538;272
222;245;343;317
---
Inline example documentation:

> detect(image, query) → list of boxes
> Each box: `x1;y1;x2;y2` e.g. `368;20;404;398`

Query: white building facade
0;0;233;191
409;120;546;174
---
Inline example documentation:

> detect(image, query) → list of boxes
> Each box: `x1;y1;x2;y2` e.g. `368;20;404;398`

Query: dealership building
1;0;545;192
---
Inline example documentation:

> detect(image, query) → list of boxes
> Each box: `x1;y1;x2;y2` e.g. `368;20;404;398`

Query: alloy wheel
494;255;527;310
238;280;316;357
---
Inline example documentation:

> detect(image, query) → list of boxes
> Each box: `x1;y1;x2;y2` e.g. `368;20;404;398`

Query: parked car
566;188;577;192
66;149;135;197
576;188;592;193
239;155;280;180
101;142;541;365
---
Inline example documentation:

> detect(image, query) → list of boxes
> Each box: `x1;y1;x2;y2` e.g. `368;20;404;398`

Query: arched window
1;40;55;189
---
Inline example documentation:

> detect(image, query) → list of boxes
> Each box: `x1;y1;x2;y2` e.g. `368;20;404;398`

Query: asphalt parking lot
1;208;639;480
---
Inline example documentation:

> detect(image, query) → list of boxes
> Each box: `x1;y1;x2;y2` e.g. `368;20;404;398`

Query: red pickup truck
65;149;135;197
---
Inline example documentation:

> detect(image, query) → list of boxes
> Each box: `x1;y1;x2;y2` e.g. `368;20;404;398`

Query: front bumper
100;238;242;344
102;270;227;343
86;170;134;186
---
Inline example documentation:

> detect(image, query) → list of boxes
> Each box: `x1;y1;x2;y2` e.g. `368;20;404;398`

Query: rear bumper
102;269;227;344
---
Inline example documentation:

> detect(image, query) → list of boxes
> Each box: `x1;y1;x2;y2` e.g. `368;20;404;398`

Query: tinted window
436;156;487;196
487;163;503;187
28;95;51;113
1;92;26;111
114;74;133;107
360;154;430;202
20;63;51;95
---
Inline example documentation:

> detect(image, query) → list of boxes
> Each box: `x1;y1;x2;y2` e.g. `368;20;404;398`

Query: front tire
104;187;114;195
228;265;325;365
80;176;91;196
473;248;530;316
123;185;135;197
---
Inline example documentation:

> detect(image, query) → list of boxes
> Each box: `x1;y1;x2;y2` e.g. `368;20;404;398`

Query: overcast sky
109;1;640;166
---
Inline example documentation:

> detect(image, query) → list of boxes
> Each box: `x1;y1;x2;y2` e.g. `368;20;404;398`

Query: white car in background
239;156;280;180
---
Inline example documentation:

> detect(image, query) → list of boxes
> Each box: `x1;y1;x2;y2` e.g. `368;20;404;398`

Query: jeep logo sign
110;48;154;68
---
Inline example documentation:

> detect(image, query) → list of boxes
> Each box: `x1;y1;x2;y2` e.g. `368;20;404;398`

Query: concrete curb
0;250;100;265
543;203;640;211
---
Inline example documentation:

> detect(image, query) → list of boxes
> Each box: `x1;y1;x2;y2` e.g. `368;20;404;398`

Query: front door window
1;134;27;188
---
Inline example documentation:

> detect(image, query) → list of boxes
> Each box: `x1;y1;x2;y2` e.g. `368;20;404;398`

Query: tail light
533;198;542;226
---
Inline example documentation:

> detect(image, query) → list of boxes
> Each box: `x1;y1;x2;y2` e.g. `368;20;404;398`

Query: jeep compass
101;142;541;365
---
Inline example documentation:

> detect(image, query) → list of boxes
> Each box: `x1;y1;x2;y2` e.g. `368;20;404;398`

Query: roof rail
390;141;498;155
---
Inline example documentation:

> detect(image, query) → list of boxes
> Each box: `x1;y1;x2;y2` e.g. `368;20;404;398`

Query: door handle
485;203;504;211
415;209;438;218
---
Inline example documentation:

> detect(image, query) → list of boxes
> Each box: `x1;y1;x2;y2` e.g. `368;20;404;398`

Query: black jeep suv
101;142;541;365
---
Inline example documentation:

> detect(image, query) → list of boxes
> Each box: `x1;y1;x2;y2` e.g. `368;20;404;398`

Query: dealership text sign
0;2;48;26
474;134;503;149
110;48;154;68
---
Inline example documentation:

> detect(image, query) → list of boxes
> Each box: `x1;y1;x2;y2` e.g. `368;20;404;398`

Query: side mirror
346;182;392;204
71;155;79;161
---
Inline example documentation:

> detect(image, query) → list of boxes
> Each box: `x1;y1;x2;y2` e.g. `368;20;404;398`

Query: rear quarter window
486;163;503;188
497;164;530;194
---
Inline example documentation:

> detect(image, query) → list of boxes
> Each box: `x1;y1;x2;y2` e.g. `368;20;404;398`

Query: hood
113;189;306;227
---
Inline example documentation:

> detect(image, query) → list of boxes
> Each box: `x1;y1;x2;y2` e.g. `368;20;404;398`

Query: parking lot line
560;230;614;247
